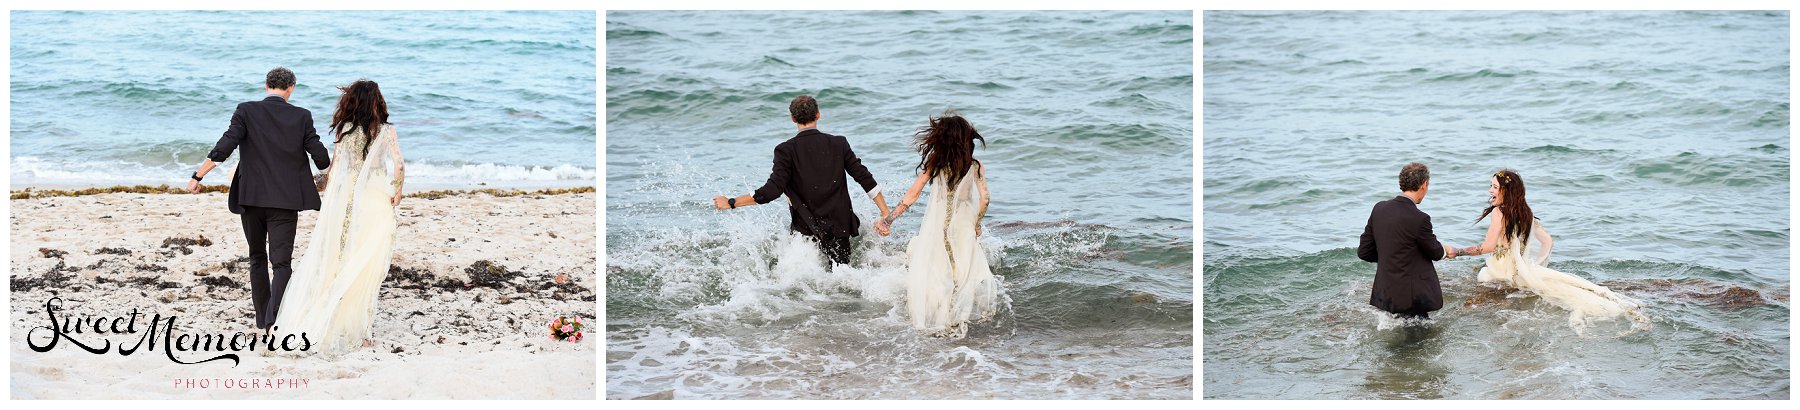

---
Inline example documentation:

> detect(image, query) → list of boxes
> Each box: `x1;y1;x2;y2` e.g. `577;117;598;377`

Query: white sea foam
10;156;178;186
602;206;1187;399
405;161;596;182
10;156;595;188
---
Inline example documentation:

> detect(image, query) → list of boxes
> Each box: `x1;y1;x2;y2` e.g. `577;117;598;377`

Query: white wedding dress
274;125;405;356
904;163;1000;339
1477;220;1651;334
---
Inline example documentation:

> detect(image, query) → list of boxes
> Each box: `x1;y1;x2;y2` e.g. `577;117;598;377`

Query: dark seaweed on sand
124;276;181;290
11;260;76;293
383;261;591;301
466;260;523;288
198;275;243;289
161;235;214;255
385;265;471;290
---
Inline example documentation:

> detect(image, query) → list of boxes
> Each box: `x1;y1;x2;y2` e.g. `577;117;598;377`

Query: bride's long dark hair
912;111;985;187
1476;168;1535;248
329;79;389;157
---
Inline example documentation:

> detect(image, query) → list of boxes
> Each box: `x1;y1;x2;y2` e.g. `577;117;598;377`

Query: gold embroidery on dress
937;173;966;338
943;182;958;281
337;127;372;256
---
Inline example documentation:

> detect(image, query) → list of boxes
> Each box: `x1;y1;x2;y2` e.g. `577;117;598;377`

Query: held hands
874;213;891;236
874;211;895;236
1444;242;1457;259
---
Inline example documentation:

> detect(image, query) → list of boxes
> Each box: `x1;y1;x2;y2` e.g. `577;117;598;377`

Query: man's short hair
266;67;296;90
789;95;819;125
1399;162;1430;192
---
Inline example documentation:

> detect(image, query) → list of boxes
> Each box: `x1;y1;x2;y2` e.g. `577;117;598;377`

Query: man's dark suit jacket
1358;195;1446;314
753;128;879;238
208;95;332;214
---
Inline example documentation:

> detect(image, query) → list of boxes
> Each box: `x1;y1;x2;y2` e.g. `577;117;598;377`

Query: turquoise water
606;11;1193;399
9;11;596;188
1204;11;1788;399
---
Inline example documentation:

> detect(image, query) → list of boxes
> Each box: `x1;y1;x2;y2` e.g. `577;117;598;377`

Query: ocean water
605;11;1193;399
1203;11;1789;399
9;11;596;189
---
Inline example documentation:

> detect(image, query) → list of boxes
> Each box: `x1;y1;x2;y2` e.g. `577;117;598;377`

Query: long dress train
904;162;1000;339
1477;220;1651;334
273;125;405;356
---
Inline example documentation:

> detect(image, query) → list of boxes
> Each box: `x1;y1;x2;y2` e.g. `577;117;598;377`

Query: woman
1452;169;1649;334
273;79;406;355
875;112;1000;339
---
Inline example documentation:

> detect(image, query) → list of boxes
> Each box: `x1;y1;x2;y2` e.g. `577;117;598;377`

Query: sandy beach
8;188;596;399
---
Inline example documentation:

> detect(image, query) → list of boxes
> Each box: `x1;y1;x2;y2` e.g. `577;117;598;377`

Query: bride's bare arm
1456;212;1504;257
879;170;932;227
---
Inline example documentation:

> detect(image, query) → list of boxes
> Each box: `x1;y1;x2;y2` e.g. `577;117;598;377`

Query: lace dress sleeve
386;126;405;195
1529;219;1554;265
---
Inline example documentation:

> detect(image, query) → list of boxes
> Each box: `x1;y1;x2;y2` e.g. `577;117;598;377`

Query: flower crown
1494;171;1512;184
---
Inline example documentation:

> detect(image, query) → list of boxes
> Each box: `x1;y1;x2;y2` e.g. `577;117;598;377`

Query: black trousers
240;205;298;329
813;234;852;266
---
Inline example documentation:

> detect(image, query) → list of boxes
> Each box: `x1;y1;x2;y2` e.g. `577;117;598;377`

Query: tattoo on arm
884;202;912;225
1456;246;1482;257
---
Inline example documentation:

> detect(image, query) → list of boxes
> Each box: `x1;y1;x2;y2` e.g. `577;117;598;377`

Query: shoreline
10;184;595;200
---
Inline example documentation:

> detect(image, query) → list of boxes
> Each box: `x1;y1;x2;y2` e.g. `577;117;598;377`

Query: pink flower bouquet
548;316;585;342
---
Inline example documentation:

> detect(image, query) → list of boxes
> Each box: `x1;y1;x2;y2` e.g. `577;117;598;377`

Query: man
186;67;331;332
713;95;889;266
1358;162;1458;320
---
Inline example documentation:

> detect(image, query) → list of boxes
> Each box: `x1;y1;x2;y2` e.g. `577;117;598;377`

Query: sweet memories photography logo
25;296;313;366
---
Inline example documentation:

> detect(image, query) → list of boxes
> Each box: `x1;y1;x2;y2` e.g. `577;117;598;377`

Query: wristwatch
727;197;737;209
191;172;203;181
